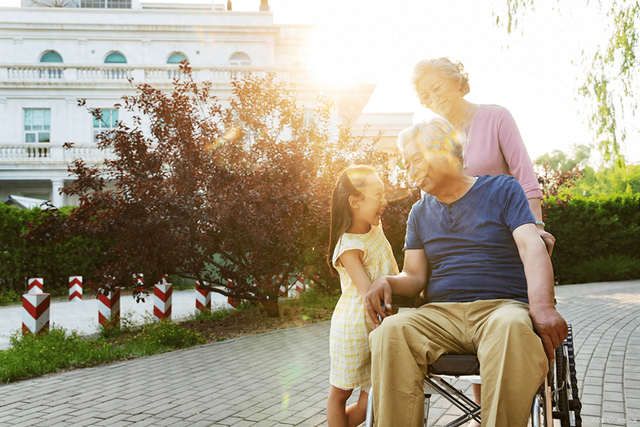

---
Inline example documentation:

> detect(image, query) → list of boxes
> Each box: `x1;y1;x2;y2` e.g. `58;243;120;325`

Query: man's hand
364;277;393;327
529;306;568;362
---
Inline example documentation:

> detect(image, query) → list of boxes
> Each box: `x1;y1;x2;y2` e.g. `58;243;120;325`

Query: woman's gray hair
411;58;470;105
397;118;463;163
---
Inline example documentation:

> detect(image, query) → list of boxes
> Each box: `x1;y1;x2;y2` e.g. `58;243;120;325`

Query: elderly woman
412;58;554;413
364;118;566;427
411;58;553;250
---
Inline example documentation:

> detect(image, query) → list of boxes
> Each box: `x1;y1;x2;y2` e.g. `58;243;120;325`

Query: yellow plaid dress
330;224;399;390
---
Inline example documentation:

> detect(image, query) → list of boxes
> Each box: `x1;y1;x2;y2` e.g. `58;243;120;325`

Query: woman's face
416;70;464;119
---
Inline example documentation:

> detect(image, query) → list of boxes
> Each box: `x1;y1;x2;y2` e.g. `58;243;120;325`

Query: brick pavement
0;280;638;426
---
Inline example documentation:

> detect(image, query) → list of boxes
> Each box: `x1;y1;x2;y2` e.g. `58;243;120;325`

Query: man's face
403;138;448;195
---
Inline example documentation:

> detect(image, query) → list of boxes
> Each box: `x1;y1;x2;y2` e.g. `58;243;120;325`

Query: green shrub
0;289;19;306
0;204;114;299
563;255;640;284
546;194;640;284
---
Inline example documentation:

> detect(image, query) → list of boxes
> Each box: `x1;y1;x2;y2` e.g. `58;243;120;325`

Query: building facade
0;1;412;207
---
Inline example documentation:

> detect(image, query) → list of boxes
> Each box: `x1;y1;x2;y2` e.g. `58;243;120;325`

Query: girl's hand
364;277;393;327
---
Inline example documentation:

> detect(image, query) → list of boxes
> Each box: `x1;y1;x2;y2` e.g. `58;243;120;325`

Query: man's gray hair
397;118;464;163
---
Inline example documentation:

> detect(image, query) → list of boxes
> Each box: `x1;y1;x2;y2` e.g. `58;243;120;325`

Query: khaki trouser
369;299;548;427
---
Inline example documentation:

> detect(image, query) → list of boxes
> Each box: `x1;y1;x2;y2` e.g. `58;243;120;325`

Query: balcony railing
1;64;313;84
0;143;112;165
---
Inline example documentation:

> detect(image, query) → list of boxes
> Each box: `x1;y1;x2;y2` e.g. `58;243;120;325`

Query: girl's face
352;174;387;227
416;70;464;119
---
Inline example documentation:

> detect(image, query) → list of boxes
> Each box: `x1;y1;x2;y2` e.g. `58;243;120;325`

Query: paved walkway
0;280;639;427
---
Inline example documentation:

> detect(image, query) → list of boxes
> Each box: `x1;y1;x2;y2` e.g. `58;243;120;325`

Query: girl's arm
337;249;371;299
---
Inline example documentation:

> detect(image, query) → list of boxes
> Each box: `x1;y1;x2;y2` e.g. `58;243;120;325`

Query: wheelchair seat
428;354;479;376
365;295;583;427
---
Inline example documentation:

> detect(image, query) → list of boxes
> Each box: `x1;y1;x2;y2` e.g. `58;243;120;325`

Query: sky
2;0;638;165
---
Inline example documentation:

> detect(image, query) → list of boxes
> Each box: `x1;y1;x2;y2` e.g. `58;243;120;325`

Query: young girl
326;165;399;427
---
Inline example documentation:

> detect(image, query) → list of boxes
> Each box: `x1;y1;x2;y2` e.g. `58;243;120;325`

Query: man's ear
348;195;360;210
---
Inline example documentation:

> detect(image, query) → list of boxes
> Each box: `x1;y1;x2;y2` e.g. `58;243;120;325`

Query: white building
0;0;412;207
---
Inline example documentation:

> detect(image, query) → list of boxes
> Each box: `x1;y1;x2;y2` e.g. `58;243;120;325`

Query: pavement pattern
0;280;639;427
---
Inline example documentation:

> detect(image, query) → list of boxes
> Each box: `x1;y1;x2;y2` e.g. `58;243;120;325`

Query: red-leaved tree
26;64;417;317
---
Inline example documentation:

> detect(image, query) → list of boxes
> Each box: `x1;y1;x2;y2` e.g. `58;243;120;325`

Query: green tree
535;144;592;171
568;163;640;197
497;0;639;167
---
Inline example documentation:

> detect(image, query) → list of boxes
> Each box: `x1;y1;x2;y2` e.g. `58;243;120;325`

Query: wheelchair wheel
566;325;582;426
552;324;582;427
554;344;570;426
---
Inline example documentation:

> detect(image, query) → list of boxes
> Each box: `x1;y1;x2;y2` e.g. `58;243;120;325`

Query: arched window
229;52;251;66
167;53;188;64
105;52;127;64
40;51;63;63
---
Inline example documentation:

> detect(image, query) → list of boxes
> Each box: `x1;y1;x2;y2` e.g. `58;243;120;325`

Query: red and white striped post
227;279;238;309
69;276;83;301
28;278;43;294
295;275;305;294
154;282;172;320
98;287;121;328
278;275;288;297
22;293;50;335
195;281;211;314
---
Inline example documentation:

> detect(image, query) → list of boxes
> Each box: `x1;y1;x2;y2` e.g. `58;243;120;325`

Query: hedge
545;195;640;284
0;204;112;303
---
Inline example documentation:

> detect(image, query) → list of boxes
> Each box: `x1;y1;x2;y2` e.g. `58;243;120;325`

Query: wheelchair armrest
391;294;424;308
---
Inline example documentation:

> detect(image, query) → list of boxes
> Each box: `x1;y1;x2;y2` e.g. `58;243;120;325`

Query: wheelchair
364;295;582;427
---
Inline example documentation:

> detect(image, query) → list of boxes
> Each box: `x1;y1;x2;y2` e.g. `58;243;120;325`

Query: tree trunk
260;297;280;318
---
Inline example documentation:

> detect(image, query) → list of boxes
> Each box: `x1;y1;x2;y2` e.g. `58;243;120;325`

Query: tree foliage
536;145;640;198
535;144;592;172
25;64;417;317
497;0;639;167
534;162;584;219
568;163;640;197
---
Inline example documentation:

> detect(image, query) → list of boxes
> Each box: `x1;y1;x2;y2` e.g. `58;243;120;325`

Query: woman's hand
538;227;556;256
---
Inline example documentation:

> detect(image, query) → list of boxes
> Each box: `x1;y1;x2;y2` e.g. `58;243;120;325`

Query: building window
93;109;118;142
167;53;188;64
81;0;131;8
24;109;51;143
229;52;251;66
302;109;315;127
105;52;127;63
40;51;63;63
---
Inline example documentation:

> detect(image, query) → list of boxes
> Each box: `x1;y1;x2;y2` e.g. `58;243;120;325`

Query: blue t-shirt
404;175;535;303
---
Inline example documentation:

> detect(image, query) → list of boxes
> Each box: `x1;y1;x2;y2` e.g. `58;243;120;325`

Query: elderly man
364;118;567;427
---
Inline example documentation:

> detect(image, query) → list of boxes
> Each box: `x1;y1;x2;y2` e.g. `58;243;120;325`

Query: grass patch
1;320;206;384
287;288;341;309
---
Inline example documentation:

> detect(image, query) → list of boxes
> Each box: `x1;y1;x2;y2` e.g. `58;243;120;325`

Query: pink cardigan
464;104;543;199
